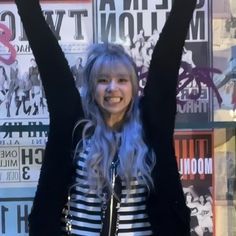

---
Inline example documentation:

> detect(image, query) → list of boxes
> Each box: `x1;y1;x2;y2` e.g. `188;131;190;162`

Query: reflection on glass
214;128;236;236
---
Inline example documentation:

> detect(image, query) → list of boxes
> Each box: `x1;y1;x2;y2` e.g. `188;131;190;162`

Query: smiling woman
94;65;133;128
83;45;136;129
78;45;154;216
14;0;197;235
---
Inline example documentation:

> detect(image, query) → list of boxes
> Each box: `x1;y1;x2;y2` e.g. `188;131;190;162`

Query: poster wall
0;0;216;235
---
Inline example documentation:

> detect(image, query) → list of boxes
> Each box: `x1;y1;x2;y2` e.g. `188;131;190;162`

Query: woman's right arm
15;1;84;235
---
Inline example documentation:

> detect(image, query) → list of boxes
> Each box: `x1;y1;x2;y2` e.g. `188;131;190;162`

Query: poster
0;1;93;120
95;0;214;124
174;131;214;235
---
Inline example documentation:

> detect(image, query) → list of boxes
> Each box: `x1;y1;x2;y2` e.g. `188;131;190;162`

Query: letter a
99;0;115;10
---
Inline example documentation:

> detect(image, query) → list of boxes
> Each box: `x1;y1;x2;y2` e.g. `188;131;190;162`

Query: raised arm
141;2;197;235
15;1;84;235
142;0;197;143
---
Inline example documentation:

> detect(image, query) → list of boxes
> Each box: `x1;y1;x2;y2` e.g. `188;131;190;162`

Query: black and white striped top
62;147;153;236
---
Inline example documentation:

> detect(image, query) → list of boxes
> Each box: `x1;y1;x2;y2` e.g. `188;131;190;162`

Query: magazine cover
174;131;214;235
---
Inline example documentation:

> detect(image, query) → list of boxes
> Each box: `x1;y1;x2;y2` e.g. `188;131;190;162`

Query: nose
106;79;118;92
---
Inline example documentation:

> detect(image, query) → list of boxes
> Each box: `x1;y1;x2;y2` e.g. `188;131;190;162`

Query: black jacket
15;0;197;235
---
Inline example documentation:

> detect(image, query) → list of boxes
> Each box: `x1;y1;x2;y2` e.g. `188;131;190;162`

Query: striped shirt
62;147;153;236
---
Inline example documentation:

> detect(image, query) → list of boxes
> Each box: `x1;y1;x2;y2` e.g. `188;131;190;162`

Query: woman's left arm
141;0;197;147
141;1;197;235
141;0;197;175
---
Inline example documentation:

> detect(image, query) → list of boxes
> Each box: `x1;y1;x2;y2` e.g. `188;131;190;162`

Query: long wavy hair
74;43;155;196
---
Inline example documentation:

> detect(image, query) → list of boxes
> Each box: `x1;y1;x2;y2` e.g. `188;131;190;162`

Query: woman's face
199;195;204;204
94;62;133;124
186;193;192;203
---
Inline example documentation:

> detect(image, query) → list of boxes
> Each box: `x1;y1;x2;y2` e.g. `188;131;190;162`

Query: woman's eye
119;78;128;83
97;77;108;83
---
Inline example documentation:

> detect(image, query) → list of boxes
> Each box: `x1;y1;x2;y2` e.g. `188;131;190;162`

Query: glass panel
214;128;236;236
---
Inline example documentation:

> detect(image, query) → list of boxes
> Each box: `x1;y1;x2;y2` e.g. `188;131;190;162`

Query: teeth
105;97;121;103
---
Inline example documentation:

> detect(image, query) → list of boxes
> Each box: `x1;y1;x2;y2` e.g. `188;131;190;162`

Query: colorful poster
95;0;213;124
174;131;214;235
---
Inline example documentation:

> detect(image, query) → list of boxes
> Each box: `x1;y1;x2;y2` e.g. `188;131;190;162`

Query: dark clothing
70;64;83;88
29;66;40;86
15;0;197;235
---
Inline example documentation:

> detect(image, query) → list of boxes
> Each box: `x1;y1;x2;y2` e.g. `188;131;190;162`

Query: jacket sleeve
141;0;197;148
141;0;196;181
141;1;197;235
15;0;84;235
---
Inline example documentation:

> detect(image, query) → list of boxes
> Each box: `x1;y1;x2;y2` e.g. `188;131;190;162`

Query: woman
185;192;203;236
28;58;41;115
15;0;197;235
0;65;9;113
197;195;213;235
8;59;21;116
